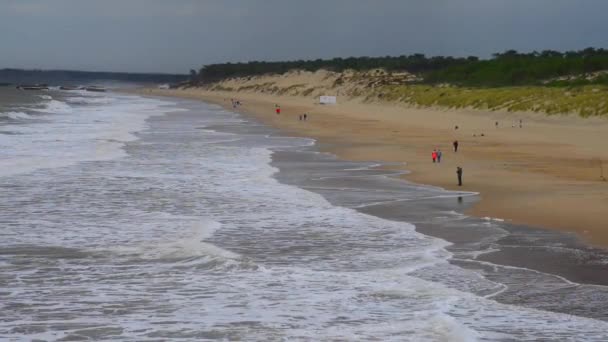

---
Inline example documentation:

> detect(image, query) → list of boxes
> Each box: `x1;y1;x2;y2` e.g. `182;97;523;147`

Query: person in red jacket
432;149;437;163
276;107;281;115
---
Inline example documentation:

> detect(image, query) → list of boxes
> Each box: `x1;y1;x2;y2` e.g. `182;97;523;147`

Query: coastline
133;88;608;247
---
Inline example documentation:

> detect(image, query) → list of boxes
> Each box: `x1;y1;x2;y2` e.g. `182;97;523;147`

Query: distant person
276;107;281;115
455;125;459;130
432;149;437;163
299;115;302;121
519;119;523;128
453;140;459;152
303;113;307;121
456;166;463;186
495;121;499;128
437;149;442;163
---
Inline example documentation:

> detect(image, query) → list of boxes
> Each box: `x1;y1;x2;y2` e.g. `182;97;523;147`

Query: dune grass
375;85;608;117
207;71;608;117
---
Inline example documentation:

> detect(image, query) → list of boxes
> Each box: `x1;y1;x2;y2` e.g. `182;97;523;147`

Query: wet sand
269;147;608;320
135;88;608;247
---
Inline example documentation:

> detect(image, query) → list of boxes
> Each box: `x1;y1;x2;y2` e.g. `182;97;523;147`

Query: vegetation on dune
425;48;608;87
194;48;608;117
193;54;470;83
192;48;608;87
373;85;608;116
209;85;235;92
210;74;608;117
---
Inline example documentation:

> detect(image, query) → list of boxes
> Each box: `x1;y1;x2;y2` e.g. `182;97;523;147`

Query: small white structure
158;84;170;89
319;95;337;105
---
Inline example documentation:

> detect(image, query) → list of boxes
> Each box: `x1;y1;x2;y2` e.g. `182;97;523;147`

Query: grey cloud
1;0;607;73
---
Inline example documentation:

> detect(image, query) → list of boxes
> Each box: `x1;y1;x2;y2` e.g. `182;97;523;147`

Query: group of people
496;119;524;128
230;98;242;108
431;149;442;163
274;104;311;122
431;140;463;186
432;140;460;162
445;118;524;187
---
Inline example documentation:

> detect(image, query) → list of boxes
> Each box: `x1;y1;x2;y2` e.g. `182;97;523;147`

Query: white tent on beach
319;95;337;105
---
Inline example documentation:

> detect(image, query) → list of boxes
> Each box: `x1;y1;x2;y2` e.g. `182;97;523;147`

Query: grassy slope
201;70;608;117
373;85;608;117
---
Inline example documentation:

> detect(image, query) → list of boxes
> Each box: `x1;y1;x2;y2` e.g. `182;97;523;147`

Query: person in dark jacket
456;166;463;186
453;140;459;152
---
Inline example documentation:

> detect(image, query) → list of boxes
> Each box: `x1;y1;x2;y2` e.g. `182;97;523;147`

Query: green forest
193;48;608;87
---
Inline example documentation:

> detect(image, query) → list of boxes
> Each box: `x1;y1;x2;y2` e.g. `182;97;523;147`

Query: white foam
2;98;608;340
1;111;33;120
0;93;176;177
66;96;113;105
107;218;239;261
482;216;505;222
344;162;383;171
33;99;73;114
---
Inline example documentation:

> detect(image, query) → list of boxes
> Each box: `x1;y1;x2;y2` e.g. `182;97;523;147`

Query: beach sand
136;88;608;247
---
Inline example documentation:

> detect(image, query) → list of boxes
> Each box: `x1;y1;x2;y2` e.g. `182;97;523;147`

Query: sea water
1;88;607;341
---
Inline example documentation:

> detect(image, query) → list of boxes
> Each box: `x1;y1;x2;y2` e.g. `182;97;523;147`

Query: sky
1;0;608;74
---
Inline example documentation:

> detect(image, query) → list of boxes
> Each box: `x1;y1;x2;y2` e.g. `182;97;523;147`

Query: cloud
1;0;608;73
5;0;54;15
1;0;244;18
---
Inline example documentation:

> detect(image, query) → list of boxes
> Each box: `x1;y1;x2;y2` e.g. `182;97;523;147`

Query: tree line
425;48;608;86
192;48;608;87
193;54;475;83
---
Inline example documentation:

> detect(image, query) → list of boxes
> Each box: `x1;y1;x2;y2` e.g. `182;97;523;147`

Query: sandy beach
136;87;608;247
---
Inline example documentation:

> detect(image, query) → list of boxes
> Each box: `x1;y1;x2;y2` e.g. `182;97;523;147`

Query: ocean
1;87;608;341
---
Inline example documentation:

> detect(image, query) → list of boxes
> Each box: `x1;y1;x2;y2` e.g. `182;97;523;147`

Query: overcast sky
1;0;607;74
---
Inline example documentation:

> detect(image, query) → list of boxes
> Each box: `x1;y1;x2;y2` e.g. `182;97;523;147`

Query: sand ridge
136;87;608;247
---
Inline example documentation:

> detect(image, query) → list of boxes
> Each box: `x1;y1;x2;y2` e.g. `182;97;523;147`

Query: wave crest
33;99;73;114
106;219;240;262
0;111;33;120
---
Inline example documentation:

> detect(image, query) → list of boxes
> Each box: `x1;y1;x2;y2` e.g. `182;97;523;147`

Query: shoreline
133;88;608;248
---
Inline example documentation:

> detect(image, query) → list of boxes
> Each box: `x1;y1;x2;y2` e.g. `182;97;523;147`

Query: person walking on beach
437;149;442;163
303;113;307;121
453;140;459;152
276;106;281;115
456;166;463;186
299;115;302;121
432;149;437;163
